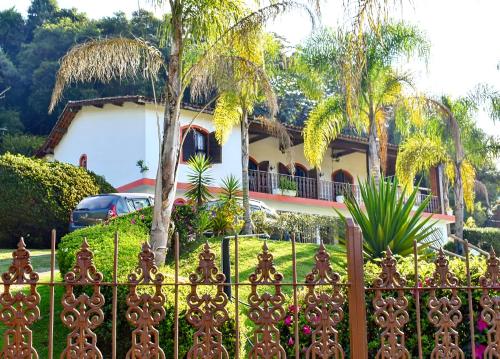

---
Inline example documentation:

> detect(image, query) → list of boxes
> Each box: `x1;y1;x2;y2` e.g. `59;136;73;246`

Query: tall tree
49;1;317;264
208;31;291;234
298;23;429;182
396;91;500;243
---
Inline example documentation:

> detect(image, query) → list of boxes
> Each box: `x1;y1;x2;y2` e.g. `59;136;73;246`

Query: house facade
38;96;454;242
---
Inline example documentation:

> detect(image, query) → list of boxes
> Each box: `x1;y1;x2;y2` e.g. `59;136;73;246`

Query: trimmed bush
0;153;115;247
464;227;500;252
58;208;236;358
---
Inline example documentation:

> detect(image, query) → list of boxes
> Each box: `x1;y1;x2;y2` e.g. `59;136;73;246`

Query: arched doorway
332;169;354;201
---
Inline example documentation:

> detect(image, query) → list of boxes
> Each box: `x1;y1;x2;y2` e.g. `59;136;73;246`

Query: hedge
0;153;115;248
57;208;236;358
464;227;500;252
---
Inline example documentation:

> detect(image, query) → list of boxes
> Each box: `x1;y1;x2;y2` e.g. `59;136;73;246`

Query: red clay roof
37;95;398;156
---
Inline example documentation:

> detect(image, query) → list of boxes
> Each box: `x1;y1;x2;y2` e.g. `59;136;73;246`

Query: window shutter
208;131;222;163
182;129;195;161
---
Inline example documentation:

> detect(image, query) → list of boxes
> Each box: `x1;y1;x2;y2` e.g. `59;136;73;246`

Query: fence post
346;218;368;358
221;237;232;298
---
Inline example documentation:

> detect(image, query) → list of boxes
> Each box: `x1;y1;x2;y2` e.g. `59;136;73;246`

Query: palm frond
49;37;164;113
395;133;449;191
213;93;242;144
190;54;278;117
303;95;346;169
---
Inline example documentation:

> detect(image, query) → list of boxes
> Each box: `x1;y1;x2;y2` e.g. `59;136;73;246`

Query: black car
69;193;154;231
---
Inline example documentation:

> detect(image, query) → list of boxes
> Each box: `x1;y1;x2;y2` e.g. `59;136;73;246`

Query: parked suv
69;193;154;231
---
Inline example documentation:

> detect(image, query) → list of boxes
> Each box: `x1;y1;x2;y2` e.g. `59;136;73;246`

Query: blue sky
2;0;499;137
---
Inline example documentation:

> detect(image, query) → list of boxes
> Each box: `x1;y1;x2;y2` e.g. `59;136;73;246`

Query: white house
38;96;455;242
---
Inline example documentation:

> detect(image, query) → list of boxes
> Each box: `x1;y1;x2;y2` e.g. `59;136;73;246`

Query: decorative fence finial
61;239;105;358
248;242;286;358
0;238;40;358
186;241;229;358
126;242;166;359
304;242;344;358
479;248;500;357
372;248;410;358
428;248;464;358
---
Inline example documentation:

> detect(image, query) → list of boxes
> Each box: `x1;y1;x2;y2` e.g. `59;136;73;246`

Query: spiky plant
219;175;242;203
185;154;213;208
337;178;437;260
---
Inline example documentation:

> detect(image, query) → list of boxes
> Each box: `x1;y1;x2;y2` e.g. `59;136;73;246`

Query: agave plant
337;178;437;259
185;154;213;208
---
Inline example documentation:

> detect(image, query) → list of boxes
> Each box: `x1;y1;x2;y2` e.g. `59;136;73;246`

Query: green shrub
464;227;500;252
278;176;298;191
277;254;489;357
252;211;344;244
58;208;236;357
0;153;115;248
0;134;46;157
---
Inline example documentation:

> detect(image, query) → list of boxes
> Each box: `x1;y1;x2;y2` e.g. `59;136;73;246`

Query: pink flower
302;325;312;335
140;214;145;220
287;337;294;346
424;277;432;286
475;343;486;358
477;318;489;332
284;316;292;326
288;305;299;313
130;219;136;224
311;315;321;325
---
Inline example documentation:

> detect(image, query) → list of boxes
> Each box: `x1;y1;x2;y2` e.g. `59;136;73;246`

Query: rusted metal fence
1;221;499;358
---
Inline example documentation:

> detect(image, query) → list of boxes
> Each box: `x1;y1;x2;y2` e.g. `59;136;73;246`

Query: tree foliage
0;2;165;135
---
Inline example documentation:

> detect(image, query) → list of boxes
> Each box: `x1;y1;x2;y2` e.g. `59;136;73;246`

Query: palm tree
206;31;291;234
299;23;429;182
396;92;500;244
47;1;402;263
48;1;321;264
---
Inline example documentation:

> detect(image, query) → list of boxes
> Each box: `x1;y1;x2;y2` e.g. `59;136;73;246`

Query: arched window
294;163;307;177
332;169;354;184
180;126;222;163
182;127;208;160
79;154;87;169
248;157;258;171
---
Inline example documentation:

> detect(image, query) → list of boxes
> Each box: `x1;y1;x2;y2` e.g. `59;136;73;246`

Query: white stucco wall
142;106;243;186
53;103;147;188
249;137;368;183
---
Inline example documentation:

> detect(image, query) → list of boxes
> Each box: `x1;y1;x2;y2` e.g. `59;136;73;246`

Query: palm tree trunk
241;111;253;234
453;162;464;253
150;10;183;265
368;113;381;183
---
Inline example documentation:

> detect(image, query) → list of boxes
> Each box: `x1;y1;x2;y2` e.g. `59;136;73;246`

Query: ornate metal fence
0;221;499;358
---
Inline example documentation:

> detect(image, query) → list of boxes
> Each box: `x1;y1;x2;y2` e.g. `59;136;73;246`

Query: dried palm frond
254;116;292;153
49;37;164;113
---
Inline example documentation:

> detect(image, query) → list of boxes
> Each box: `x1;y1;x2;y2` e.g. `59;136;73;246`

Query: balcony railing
248;169;442;214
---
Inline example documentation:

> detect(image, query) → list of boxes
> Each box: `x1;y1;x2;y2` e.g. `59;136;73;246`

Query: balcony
248;169;442;214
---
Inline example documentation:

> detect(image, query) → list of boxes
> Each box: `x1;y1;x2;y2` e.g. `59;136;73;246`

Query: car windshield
76;196;116;210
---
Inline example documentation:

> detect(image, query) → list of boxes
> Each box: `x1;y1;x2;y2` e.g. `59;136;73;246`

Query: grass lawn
0;237;345;356
175;237;346;300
